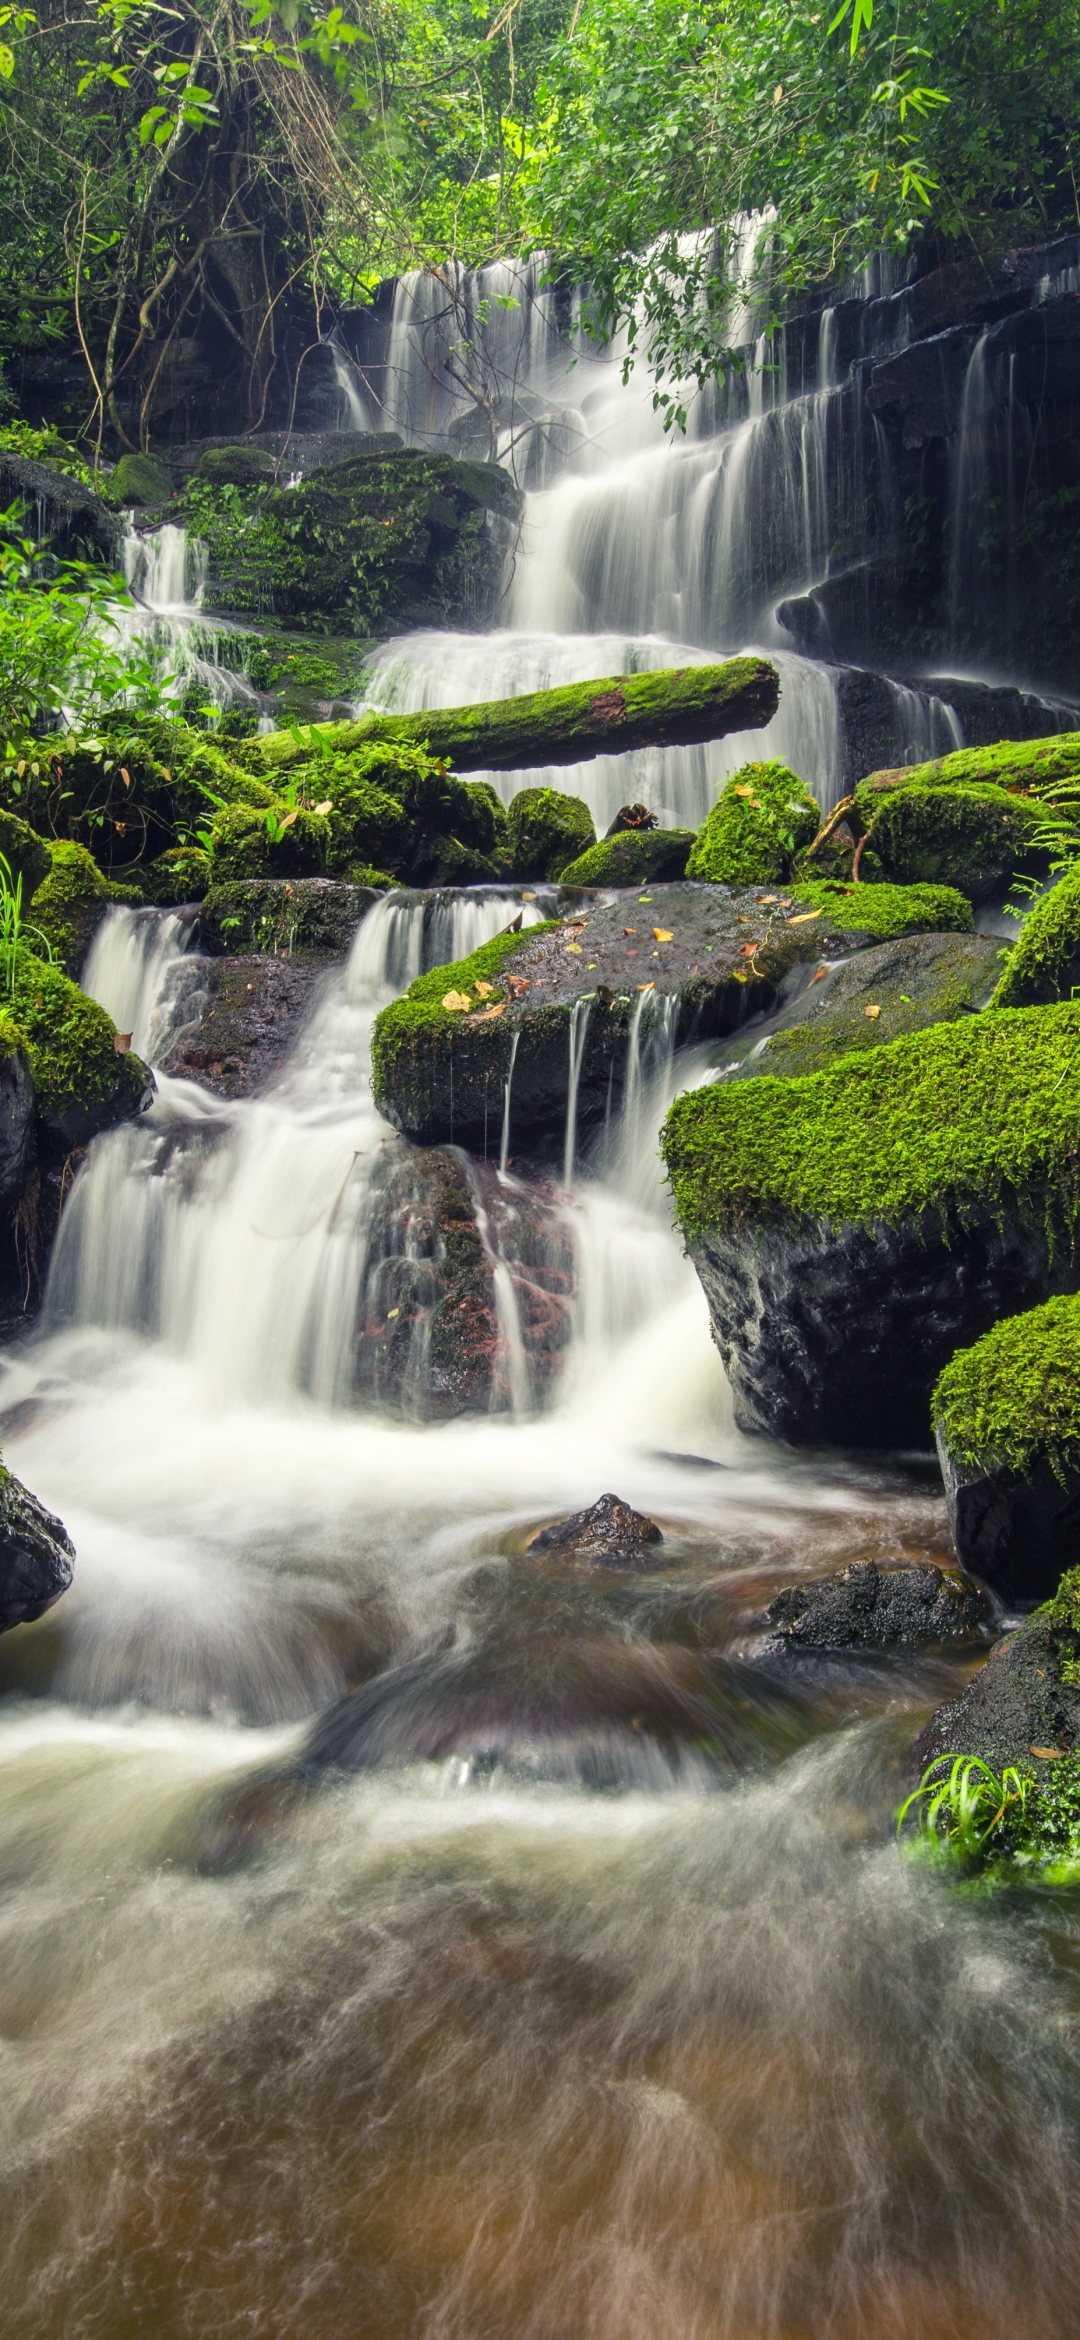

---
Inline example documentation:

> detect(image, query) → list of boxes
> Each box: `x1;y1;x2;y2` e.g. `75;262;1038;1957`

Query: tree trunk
253;657;781;777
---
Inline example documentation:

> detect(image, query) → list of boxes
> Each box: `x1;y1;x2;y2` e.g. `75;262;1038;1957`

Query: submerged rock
0;1468;74;1633
527;1493;664;1571
933;1294;1080;1602
718;929;1004;1083
758;1559;993;1655
662;1002;1080;1448
371;881;967;1154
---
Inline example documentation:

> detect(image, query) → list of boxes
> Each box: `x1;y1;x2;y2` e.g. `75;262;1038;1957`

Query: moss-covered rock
933;1296;1080;1601
0;1010;34;1202
9;947;151;1148
507;786;594;881
687;760;821;887
558;828;696;887
211;802;334;885
910;1574;1080;1785
181;448;522;634
861;733;1080;804
717;929;1004;1083
102;451;173;507
199;878;387;958
852;781;1063;903
662;1002;1080;1447
0;811;51;903
31;842;142;977
144;844;214;905
787;876;974;940
992;865;1080;1007
195;445;278;486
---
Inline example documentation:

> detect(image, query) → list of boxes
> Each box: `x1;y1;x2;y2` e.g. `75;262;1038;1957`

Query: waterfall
82;905;202;1063
563;997;592;1185
328;339;373;433
116;520;259;716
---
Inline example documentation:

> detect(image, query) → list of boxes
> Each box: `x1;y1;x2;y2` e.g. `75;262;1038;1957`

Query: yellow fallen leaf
470;1001;505;1021
565;941;582;954
1032;1746;1068;1759
786;910;823;924
113;1031;133;1054
652;927;673;942
636;981;655;991
864;1003;881;1020
387;1307;400;1320
475;979;495;998
314;800;333;817
442;990;471;1012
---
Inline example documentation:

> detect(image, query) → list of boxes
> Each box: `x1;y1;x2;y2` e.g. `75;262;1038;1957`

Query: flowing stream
1;894;1080;2335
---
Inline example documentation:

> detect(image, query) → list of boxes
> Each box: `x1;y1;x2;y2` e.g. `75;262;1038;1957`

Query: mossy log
249;657;780;779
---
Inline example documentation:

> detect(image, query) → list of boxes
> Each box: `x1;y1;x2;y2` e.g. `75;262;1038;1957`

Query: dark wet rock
939;1447;1080;1607
0;1469;74;1633
527;1493;664;1571
352;1148;574;1420
300;1631;807;1785
718;930;1004;1083
911;1610;1080;1779
0;451;118;562
0;1041;35;1207
373;881;941;1154
164;954;320;1097
758;1559;993;1656
198;878;386;959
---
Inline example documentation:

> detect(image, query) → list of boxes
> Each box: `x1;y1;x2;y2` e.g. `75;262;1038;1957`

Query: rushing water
2;898;1080;2335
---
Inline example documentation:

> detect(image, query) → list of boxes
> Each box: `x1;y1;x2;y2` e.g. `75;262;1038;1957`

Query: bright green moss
506;787;594;880
212;802;333;884
686;760;820;886
101;451;172;507
0;810;50;901
860;734;1080;800
31;842;141;975
662;1000;1080;1245
852;781;1067;898
558;829;695;886
371;924;557;1101
992;866;1080;1007
788;877;973;939
932;1296;1080;1481
9;947;147;1136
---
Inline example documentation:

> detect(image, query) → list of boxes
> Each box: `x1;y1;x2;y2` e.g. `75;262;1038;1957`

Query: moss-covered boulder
0;1011;34;1202
199;878;387;958
992;865;1080;1007
662;1002;1080;1449
10;948;152;1148
853;781;1062;903
102;450;172;508
0;1462;74;1633
30;842;142;976
181;448;522;633
211;802;334;885
861;733;1080;805
144;844;214;905
558;828;696;887
717;929;1004;1083
0;810;51;903
786;877;974;941
371;880;946;1154
933;1296;1080;1602
195;445;278;487
686;761;820;887
506;786;594;881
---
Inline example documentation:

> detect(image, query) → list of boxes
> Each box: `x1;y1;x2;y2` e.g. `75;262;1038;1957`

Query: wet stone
527;1493;664;1571
0;1470;74;1634
756;1559;994;1657
164;954;321;1097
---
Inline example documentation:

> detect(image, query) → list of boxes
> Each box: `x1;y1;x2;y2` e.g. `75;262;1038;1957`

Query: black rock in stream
911;1609;1080;1779
527;1493;664;1571
0;1470;74;1633
165;954;322;1097
937;1441;1080;1608
756;1559;994;1657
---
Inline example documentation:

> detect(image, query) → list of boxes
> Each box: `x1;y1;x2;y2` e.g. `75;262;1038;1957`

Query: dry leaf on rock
442;991;471;1013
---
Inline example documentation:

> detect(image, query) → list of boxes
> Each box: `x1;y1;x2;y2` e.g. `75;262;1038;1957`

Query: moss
507;787;594;880
730;932;1004;1083
145;845;213;905
195;445;278;486
851;781;1066;899
860;734;1080;803
371;924;557;1105
465;780;508;847
932;1295;1080;1482
0;810;51;902
202;877;385;957
558;828;696;886
992;865;1080;1008
31;842;141;975
8;946;148;1143
661;999;1080;1247
102;451;172;507
788;876;973;939
686;761;820;886
212;802;333;884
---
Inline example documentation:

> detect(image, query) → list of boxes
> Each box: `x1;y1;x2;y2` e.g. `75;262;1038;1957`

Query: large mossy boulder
371;881;961;1154
662;1002;1080;1450
0;1463;74;1633
102;451;172;508
992;864;1080;1007
31;841;142;976
785;877;973;942
199;878;388;958
182;448;523;633
506;786;595;881
686;760;820;887
558;828;696;887
718;929;1004;1084
10;948;151;1149
853;780;1061;903
933;1295;1080;1602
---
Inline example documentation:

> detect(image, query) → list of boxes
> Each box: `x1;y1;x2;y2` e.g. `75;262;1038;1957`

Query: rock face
718;930;1004;1083
0;1041;35;1205
198;879;384;959
662;1002;1080;1448
527;1494;664;1570
0;1470;74;1633
939;1448;1080;1607
911;1611;1080;1779
932;1292;1080;1602
164;955;321;1097
372;881;969;1155
759;1559;993;1655
351;1148;574;1419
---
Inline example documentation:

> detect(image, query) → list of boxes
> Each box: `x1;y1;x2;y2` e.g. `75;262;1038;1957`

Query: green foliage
896;1755;1034;1875
0;507;173;782
558;827;696;886
787;877;973;940
0;848;52;994
506;785;594;879
0;424;94;483
661;999;1080;1246
932;1294;1080;1484
993;866;1080;1009
687;761;820;887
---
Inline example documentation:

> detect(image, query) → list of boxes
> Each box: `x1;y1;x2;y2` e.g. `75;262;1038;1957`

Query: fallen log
250;656;780;777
